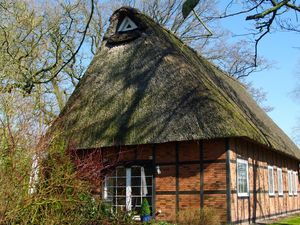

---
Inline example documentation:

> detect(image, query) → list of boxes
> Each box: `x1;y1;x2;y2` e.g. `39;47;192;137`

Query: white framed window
288;170;293;196
277;168;283;196
237;159;249;197
268;166;275;196
117;17;138;32
294;171;298;196
103;166;153;214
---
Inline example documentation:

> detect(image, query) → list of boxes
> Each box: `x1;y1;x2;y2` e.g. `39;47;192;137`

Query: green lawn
270;215;300;225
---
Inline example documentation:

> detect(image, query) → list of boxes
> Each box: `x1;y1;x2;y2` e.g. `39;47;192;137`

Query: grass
270;215;300;225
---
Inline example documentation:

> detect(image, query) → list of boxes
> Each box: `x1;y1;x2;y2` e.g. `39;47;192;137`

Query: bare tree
0;0;94;94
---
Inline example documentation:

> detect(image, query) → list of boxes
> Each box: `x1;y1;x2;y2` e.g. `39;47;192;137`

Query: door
104;166;153;214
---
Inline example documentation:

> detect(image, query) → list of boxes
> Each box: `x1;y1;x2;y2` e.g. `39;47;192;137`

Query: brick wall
229;138;300;224
154;140;227;222
75;139;228;223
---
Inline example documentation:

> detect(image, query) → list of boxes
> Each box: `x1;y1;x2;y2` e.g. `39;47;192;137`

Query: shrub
0;137;113;224
177;207;220;225
141;198;151;216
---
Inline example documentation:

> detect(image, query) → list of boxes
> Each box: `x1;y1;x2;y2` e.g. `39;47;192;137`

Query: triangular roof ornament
117;16;138;32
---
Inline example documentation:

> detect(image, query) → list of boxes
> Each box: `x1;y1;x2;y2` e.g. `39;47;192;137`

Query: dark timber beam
175;142;179;213
225;138;232;224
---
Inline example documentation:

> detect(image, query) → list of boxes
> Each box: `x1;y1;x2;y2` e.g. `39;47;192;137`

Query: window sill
278;193;284;197
237;193;249;198
269;193;275;197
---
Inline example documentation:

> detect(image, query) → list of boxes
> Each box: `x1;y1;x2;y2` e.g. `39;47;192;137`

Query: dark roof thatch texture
49;7;300;159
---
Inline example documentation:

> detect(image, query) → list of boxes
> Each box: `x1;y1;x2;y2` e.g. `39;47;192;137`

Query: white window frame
294;171;298;196
103;166;153;213
288;170;293;196
237;158;249;197
277;168;283;196
117;16;138;32
268;166;275;196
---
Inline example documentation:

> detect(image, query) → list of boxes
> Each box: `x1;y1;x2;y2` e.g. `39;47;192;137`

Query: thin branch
33;0;94;85
246;0;289;20
254;11;276;66
209;0;264;19
192;9;212;36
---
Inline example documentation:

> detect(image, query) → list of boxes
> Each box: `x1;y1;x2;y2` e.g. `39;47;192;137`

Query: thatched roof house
48;7;300;224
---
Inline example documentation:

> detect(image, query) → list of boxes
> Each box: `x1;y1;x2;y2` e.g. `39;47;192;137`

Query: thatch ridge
49;7;300;159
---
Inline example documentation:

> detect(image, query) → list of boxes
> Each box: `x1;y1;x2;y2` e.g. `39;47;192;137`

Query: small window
288;170;293;196
268;166;275;196
237;159;249;197
117;16;138;32
277;168;283;196
294;172;298;196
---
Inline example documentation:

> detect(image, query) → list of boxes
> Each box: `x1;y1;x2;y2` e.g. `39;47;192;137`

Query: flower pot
140;215;151;222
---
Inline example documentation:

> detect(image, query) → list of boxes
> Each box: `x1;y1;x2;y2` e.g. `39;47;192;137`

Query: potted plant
140;198;151;222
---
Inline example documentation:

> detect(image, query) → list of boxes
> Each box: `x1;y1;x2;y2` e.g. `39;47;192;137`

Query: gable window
237;159;249;197
103;166;153;214
268;166;275;196
117;16;138;32
277;168;283;196
288;170;293;196
294;171;298;195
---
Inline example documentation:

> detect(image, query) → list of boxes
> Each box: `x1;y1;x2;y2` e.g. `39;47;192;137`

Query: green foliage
0;135;156;224
0;137;100;224
141;198;151;216
182;0;200;19
177;207;220;225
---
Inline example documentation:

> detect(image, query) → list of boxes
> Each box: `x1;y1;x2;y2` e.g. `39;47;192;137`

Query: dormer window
104;8;147;45
118;16;138;32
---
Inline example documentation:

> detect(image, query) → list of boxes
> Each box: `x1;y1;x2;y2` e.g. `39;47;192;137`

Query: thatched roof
49;7;300;159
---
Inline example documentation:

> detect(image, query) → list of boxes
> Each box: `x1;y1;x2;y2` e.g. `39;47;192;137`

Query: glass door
104;166;153;214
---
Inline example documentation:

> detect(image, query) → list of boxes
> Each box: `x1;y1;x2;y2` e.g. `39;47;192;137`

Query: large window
237;159;249;197
294;171;298;196
268;166;275;196
277;168;283;196
288;170;293;196
103;166;153;214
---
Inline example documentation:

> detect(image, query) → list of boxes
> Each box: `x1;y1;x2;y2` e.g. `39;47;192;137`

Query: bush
141;198;151;216
0;137;114;224
177;207;220;225
0;136;147;225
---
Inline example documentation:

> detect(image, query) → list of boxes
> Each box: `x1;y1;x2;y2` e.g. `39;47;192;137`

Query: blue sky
219;7;300;145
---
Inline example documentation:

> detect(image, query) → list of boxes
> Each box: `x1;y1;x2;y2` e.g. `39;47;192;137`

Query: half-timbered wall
74;139;229;223
73;137;299;224
229;138;300;224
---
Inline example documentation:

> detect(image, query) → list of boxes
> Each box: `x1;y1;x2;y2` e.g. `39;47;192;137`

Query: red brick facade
74;138;300;224
229;138;300;224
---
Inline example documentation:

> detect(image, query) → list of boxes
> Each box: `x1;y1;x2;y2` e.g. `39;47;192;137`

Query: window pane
132;177;141;187
116;196;126;205
116;187;126;196
268;167;274;194
288;171;293;195
131;167;141;176
237;159;248;196
278;169;283;195
106;177;116;187
294;172;298;195
116;177;126;186
116;167;126;177
132;186;140;196
132;196;141;207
